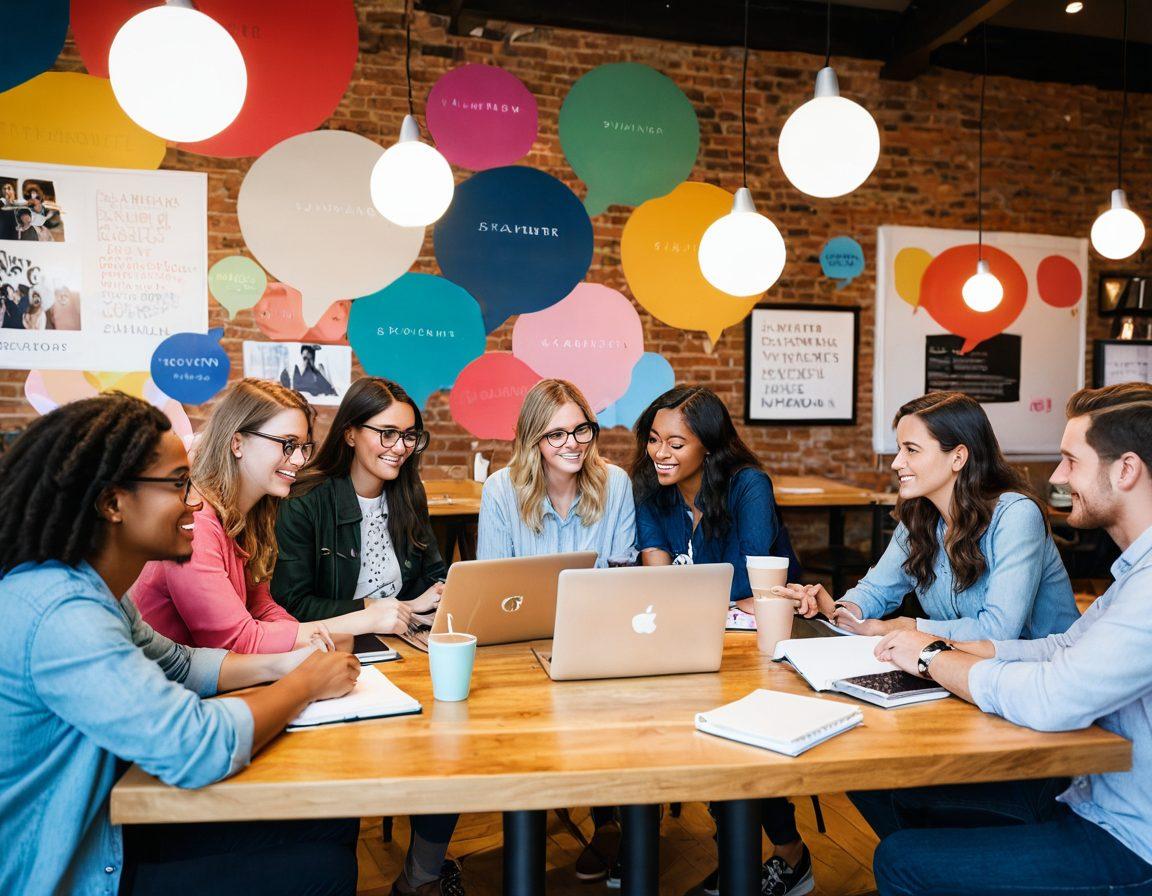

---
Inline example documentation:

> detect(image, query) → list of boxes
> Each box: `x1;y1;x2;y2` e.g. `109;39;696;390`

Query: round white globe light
1091;189;1146;260
778;67;880;198
698;188;787;297
109;2;247;143
962;259;1004;312
370;115;455;227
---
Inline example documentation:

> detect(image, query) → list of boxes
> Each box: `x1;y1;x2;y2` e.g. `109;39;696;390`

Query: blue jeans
849;779;1152;895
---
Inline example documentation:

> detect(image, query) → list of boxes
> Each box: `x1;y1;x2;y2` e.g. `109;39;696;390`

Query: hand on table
833;614;917;637
293;649;360;701
294;620;336;651
874;629;941;677
363;597;412;635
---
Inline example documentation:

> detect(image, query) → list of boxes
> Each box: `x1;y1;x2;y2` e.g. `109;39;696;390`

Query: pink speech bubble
511;283;643;412
252;282;349;344
448;353;542;440
426;64;538;171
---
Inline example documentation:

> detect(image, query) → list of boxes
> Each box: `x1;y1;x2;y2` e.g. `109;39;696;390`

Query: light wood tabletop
772;475;876;508
111;626;1130;826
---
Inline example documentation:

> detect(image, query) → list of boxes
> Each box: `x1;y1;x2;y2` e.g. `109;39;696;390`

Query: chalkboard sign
925;333;1022;403
744;304;859;426
1093;339;1152;387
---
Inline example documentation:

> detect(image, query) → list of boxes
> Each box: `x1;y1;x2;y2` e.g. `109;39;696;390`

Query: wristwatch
916;639;953;680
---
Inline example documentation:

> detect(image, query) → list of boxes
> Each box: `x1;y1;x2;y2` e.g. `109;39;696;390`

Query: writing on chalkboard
924;333;1021;403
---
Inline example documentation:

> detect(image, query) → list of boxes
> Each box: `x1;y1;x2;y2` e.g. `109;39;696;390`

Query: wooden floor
356;794;878;895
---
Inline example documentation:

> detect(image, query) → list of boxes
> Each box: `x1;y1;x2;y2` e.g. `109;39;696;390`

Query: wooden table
425;479;483;562
112;624;1129;896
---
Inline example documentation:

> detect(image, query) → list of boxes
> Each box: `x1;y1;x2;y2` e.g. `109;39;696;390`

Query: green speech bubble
208;256;268;319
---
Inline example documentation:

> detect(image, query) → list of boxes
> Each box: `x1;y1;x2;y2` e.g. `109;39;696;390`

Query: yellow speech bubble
621;182;759;345
893;246;933;309
0;72;166;169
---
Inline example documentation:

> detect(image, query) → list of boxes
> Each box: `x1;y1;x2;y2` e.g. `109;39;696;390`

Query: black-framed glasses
542;422;599;448
360;424;430;454
239;430;315;462
124;475;202;507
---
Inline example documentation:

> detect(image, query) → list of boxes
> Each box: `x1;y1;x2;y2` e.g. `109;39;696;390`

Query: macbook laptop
534;563;733;681
400;551;598;650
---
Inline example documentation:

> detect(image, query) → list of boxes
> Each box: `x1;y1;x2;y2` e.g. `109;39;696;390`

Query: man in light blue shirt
852;384;1152;895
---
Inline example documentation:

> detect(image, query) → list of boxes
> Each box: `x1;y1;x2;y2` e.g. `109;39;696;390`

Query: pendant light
369;0;455;227
1090;0;1145;260
962;27;1004;313
777;0;880;198
108;0;247;142
698;0;786;297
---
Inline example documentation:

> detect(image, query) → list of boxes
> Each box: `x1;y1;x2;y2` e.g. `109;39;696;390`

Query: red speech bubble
1037;254;1082;309
252;282;349;344
449;353;543;441
71;0;358;158
919;244;1027;354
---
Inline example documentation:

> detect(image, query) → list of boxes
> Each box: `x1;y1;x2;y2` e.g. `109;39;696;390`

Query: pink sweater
132;506;300;653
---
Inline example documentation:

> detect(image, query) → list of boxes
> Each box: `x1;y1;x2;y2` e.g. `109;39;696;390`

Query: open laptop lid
429;551;598;646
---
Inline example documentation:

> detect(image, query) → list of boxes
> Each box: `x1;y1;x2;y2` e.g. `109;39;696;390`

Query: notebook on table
286;666;421;730
773;635;950;708
352;633;400;665
695;689;863;757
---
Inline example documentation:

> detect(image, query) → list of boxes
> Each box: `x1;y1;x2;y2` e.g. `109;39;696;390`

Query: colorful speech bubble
1;0;68;93
302;300;352;345
893;246;934;309
820;236;865;289
426;64;538;171
348;273;487;410
434;166;593;332
150;328;231;404
559;63;700;216
251;282;351;344
511;283;644;412
0;72;166;169
621;181;759;345
1037;254;1083;309
919;244;1028;354
238;129;425;327
448;353;543;440
597;352;676;430
209;256;268;319
72;0;359;158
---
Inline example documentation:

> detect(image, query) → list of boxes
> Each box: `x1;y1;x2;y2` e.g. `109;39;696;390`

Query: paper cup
428;631;477;702
753;597;795;655
746;555;789;597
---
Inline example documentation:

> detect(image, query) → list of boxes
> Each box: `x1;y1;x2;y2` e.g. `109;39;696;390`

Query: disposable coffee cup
428;632;477;702
753;596;795;655
746;556;789;598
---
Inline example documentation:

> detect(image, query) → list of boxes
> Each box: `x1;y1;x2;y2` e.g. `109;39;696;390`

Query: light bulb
778;67;880;198
109;1;247;142
698;188;787;297
962;259;1004;312
1091;189;1146;260
370;115;455;227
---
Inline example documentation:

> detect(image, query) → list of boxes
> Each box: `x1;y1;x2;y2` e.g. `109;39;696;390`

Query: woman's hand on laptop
407;581;445;614
362;597;412;635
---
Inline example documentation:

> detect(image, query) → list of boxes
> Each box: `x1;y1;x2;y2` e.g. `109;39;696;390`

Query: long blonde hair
191;378;314;584
509;379;609;534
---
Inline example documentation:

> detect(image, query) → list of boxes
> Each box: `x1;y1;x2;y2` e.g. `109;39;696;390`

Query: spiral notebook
287;666;421;730
695;689;863;757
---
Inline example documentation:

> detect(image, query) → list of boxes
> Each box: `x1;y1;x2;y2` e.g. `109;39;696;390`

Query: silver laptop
401;552;598;650
534;563;733;680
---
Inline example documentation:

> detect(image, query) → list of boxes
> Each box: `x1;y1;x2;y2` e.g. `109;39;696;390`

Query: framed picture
242;341;353;407
744;303;859;426
1092;339;1152;387
1098;273;1151;317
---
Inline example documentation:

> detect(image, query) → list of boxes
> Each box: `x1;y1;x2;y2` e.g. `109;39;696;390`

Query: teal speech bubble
348;273;487;410
560;63;699;216
819;236;865;289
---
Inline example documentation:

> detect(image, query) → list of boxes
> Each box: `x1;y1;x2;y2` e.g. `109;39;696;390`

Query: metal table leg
620;804;660;896
715;798;759;896
503;810;546;896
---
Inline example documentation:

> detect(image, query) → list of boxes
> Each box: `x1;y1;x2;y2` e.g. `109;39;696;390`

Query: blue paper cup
428;632;478;702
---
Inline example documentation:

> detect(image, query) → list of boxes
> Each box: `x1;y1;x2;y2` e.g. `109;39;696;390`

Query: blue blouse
635;467;802;601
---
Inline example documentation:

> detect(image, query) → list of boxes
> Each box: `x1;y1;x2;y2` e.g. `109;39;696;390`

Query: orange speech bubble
1036;254;1082;309
919;244;1028;354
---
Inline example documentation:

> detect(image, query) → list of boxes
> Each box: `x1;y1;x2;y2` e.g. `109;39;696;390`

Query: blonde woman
133;378;411;653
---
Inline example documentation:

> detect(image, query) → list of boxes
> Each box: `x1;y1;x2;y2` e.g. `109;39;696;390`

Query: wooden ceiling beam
880;0;1019;81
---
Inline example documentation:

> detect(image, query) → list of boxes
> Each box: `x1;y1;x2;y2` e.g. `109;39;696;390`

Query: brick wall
1;1;1146;555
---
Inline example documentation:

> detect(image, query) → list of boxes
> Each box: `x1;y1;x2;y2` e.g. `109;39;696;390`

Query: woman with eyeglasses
133;379;412;654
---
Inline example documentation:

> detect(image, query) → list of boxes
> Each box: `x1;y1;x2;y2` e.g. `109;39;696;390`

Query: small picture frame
1098;273;1151;317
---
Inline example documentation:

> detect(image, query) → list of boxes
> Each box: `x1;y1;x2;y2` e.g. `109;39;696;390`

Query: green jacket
272;475;447;622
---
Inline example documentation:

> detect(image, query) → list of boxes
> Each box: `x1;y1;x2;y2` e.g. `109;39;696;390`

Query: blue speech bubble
433;166;594;332
150;328;231;405
0;0;67;93
819;236;865;289
348;273;487;409
597;352;676;427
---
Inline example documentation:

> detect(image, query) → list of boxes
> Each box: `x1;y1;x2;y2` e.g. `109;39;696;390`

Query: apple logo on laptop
501;595;524;613
632;605;656;634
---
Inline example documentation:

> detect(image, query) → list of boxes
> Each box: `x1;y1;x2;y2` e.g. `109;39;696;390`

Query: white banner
0;159;206;371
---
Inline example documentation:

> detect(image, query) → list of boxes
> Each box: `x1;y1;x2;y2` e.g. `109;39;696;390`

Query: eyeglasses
125;475;202;507
360;424;430;454
542;422;599;448
239;430;315;462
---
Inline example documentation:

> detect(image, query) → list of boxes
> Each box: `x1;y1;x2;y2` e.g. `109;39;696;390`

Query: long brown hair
894;392;1045;592
191;378;314;584
292;377;430;551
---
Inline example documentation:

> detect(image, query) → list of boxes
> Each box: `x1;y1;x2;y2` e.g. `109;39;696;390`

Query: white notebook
696;689;863;757
287;666;421;730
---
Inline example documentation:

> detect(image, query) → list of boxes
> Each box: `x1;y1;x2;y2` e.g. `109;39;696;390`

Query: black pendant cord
977;25;987;261
405;0;415;118
1118;0;1128;190
741;0;749;189
824;0;832;68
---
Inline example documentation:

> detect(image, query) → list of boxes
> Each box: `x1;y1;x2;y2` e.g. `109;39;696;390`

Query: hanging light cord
405;0;415;117
977;25;987;260
1118;0;1128;190
741;0;749;188
824;0;832;68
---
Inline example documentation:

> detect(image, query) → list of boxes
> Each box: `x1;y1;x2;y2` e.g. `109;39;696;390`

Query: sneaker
681;867;719;896
761;847;814;896
575;822;620;882
391;860;466;896
605;860;622;889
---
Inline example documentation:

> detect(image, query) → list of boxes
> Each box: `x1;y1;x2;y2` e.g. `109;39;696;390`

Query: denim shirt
843;493;1079;641
970;524;1152;866
0;561;253;896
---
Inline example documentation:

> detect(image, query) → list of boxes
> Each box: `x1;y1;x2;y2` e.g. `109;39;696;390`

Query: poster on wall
744;304;859;426
0;159;207;371
243;340;352;407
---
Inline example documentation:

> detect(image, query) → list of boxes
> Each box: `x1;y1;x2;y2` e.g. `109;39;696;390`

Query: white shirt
354;492;403;601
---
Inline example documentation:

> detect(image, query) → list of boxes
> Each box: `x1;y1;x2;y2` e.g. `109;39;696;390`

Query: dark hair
630;385;760;540
0;394;172;573
893;391;1045;593
16;208;30;221
1066;383;1152;472
293;377;430;550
